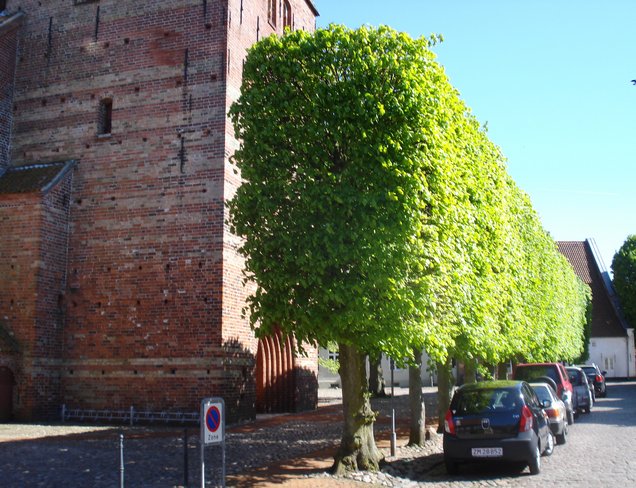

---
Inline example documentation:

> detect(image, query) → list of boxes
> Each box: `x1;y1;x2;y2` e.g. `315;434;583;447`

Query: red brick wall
5;0;318;421
0;192;41;419
0;12;22;171
222;0;319;418
0;168;73;419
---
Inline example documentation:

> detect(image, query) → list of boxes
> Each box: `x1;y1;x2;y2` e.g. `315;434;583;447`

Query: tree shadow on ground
381;451;535;483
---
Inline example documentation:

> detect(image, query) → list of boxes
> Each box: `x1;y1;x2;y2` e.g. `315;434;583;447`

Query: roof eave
304;0;319;17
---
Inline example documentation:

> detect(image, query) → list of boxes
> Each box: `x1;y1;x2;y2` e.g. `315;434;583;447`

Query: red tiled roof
558;241;592;284
558;240;629;338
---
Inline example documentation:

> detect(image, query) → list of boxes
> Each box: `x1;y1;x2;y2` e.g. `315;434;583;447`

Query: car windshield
515;366;558;383
454;388;520;415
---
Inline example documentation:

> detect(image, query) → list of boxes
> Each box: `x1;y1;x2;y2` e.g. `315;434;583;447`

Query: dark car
566;366;593;414
529;382;568;445
443;380;554;475
577;363;607;398
513;363;575;425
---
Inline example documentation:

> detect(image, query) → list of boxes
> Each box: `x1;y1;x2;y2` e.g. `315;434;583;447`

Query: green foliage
229;25;447;359
612;235;636;327
228;24;590;378
318;356;340;375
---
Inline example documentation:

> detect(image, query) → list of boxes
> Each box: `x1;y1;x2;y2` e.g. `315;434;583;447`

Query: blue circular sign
206;405;221;433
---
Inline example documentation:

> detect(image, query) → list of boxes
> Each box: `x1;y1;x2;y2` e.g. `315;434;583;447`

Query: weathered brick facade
0;10;22;171
0;0;319;422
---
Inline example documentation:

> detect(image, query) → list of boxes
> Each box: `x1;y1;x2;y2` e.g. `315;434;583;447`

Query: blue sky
314;0;635;270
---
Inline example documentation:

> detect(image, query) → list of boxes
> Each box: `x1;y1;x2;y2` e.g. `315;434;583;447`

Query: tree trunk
464;360;476;384
332;343;384;475
368;353;387;397
408;347;425;446
436;358;454;433
497;362;509;380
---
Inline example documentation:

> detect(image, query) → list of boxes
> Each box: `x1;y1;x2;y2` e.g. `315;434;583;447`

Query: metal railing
61;405;199;425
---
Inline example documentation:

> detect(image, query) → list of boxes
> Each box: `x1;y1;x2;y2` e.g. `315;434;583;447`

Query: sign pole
200;435;205;488
200;397;225;488
200;402;205;488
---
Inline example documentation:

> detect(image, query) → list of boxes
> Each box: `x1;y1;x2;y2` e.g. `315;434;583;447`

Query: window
327;349;339;361
267;0;277;27
283;0;292;30
98;98;112;135
0;1;6;12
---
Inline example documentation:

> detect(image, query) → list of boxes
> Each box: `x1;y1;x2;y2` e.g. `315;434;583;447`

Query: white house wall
588;332;635;378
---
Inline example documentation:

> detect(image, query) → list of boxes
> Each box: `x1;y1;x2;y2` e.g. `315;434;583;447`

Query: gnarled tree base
331;343;384;475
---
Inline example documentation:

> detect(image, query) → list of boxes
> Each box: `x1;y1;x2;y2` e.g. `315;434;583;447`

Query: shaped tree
229;25;452;472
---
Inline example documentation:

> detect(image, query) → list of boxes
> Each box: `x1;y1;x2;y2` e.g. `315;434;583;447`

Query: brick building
0;0;319;422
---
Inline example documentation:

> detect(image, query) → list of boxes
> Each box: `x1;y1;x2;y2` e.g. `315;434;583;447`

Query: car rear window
581;367;596;375
514;366;558;383
531;385;551;403
453;388;520;415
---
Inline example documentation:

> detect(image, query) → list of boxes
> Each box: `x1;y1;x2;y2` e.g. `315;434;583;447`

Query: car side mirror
602;371;607;376
542;399;551;409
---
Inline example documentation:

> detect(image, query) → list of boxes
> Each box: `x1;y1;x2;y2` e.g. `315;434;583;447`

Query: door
0;367;15;421
603;355;615;378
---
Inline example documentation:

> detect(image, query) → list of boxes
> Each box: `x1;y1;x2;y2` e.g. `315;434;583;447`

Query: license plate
471;447;503;457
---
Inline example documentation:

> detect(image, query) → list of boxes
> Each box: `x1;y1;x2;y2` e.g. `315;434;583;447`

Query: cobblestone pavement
1;383;634;487
0;387;435;487
322;381;636;488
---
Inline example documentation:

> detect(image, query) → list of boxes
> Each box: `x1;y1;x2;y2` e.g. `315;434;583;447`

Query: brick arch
255;330;295;413
0;366;15;422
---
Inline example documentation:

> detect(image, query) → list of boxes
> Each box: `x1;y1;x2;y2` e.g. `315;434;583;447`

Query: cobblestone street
0;383;635;487
367;381;636;488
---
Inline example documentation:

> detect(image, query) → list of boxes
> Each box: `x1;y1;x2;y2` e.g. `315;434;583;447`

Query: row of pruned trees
228;25;591;474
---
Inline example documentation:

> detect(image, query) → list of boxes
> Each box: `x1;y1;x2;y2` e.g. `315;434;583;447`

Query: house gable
558;240;629;338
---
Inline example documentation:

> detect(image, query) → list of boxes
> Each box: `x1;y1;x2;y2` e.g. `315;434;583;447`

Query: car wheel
444;458;458;475
543;432;555;457
567;409;575;425
556;429;567;445
584;404;591;414
528;445;541;475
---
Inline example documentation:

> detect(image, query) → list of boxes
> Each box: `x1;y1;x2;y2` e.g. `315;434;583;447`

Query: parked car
513;363;575;425
578;363;607;398
443;380;554;475
566;366;593;414
529;382;568;445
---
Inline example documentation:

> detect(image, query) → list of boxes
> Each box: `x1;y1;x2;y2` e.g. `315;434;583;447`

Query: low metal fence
61;405;199;425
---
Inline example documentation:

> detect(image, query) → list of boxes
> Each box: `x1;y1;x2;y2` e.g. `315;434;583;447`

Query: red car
513;363;575;425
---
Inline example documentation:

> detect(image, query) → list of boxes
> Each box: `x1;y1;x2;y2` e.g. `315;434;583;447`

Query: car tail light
519;405;533;432
595;374;602;383
444;409;456;435
545;405;561;419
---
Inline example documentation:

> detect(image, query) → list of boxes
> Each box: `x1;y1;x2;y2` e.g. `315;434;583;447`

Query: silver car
530;382;568;445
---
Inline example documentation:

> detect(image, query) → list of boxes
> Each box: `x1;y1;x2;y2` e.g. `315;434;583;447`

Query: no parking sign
200;397;226;487
201;398;224;445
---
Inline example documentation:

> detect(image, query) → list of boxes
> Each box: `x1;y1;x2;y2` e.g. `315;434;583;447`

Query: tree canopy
612;235;636;326
228;24;590;472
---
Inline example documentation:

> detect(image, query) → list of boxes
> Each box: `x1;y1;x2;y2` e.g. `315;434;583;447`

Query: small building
558;239;635;378
318;347;437;389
